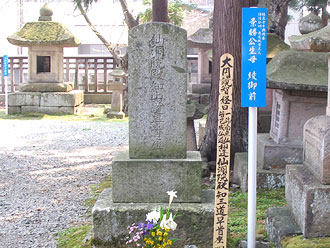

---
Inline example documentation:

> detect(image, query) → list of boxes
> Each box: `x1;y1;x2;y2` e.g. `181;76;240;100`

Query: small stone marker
213;53;234;248
128;22;187;159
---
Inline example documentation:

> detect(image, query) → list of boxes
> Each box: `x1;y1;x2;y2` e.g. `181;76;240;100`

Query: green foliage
228;188;286;246
57;225;92;248
281;235;330;247
139;0;196;26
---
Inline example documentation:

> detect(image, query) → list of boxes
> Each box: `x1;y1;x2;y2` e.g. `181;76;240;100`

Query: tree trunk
269;0;291;40
200;0;253;163
119;0;139;29
152;0;168;22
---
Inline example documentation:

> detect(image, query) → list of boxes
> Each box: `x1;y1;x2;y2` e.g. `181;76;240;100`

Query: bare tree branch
119;0;139;29
76;2;121;66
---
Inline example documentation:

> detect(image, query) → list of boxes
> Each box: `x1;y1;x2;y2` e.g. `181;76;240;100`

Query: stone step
233;152;285;192
265;206;302;248
257;133;303;170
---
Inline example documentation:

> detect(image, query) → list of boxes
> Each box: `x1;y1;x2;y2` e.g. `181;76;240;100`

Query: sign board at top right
241;8;267;107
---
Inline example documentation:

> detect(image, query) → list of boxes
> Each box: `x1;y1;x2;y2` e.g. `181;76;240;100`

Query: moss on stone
267;33;290;59
7;22;80;47
266;49;328;91
281;235;330;248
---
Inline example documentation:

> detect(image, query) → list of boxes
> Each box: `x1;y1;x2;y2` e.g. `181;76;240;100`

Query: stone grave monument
92;23;214;247
266;24;330;247
233;30;329;192
7;4;83;115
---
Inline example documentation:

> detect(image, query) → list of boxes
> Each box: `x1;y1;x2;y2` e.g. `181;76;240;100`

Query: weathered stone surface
257;134;303;170
298;12;324;35
285;164;330;238
267;33;290;59
8;92;41;106
8;106;21;114
304;115;330;184
84;93;112;104
21;106;81;114
7;21;80;47
128;23;187;159
233;152;285;192
40;90;83;107
198;119;206;148
233;152;248;187
112;151;202;203
187;28;212;49
267;50;328;92
93;188;214;248
191;83;211;94
266;206;302;248
239;240;271;248
290;24;330;52
19;82;73;92
269;89;327;144
186;101;207;120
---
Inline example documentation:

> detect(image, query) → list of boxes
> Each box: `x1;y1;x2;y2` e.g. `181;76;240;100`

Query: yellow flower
157;230;163;236
151;232;156;237
159;236;162;241
167;239;172;245
164;232;168;237
165;228;170;232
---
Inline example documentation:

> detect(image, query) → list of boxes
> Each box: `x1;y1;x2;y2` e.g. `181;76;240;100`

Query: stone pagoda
7;4;83;114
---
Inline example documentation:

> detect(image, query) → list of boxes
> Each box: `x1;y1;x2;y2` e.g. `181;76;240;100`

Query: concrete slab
92;188;214;248
112;151;202;203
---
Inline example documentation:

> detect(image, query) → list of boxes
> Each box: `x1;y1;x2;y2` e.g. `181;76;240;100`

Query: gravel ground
0;119;128;248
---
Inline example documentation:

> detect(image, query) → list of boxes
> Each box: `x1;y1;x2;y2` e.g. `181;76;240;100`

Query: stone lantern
266;25;330;244
107;68;126;119
7;4;83;114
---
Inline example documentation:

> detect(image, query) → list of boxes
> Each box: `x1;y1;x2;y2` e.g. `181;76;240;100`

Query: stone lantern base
8;90;84;115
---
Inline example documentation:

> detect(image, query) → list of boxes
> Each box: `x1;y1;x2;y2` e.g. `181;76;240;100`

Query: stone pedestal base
106;111;125;119
233;152;285;192
112;151;202;203
8;90;84;114
92;188;214;248
266;206;302;248
257;133;303;170
286;165;330;238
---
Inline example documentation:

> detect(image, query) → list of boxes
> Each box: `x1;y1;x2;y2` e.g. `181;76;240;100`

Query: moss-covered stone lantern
7;3;80;92
6;4;83;115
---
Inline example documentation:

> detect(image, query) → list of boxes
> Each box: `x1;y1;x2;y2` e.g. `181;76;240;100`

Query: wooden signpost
213;53;234;248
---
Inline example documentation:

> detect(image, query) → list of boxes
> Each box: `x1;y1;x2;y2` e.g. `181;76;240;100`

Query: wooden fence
0;55;198;94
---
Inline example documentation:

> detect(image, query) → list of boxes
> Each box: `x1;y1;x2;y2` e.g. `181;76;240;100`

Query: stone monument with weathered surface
266;25;330;246
92;23;213;247
7;4;83;115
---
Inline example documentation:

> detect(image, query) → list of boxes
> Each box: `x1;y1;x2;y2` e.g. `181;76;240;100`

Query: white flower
146;210;160;224
160;213;177;231
167;190;177;207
